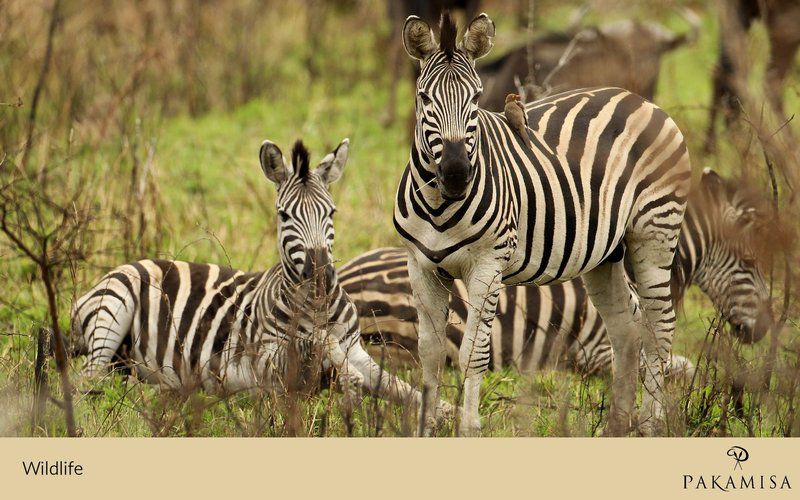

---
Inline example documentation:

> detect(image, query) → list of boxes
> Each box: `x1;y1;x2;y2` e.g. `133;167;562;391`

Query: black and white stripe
342;169;771;376
396;12;692;435
71;139;430;411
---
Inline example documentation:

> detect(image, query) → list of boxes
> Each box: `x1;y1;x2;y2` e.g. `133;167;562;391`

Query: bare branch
20;0;61;171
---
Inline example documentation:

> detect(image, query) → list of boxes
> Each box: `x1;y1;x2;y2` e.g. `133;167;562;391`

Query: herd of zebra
71;11;774;436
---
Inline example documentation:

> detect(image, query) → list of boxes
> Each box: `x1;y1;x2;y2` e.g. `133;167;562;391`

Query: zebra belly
125;304;265;392
503;246;622;286
502;194;635;286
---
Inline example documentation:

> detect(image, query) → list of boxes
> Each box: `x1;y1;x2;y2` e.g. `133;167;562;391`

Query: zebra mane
292;140;310;181
439;10;458;59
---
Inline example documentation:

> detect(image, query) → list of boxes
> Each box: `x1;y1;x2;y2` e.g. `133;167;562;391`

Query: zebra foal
72;139;435;415
395;12;692;436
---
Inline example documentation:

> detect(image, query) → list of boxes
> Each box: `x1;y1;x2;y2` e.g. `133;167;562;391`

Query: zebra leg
344;339;455;419
582;259;644;437
459;264;503;437
345;341;416;403
319;327;364;408
407;255;452;436
626;237;678;436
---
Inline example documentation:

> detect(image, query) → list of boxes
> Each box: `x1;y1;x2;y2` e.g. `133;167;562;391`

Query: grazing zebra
342;168;772;376
72;139;437;414
396;12;692;436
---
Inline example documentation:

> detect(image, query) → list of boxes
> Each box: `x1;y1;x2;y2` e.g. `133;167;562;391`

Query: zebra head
402;11;495;201
689;168;772;343
259;138;349;290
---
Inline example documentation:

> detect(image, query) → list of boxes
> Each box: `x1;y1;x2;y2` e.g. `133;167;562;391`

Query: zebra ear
316;138;349;186
403;16;436;61
701;167;725;197
260;140;289;186
460;13;495;61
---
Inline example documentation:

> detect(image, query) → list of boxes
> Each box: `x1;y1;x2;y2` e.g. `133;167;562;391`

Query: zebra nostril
300;255;314;279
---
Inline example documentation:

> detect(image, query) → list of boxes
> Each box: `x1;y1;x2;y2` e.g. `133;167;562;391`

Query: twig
525;0;536;84
757;138;792;392
32;327;51;431
45;294;77;436
20;0;61;171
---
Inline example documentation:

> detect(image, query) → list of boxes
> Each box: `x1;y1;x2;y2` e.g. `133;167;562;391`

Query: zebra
341;168;772;377
71;139;443;415
395;12;692;436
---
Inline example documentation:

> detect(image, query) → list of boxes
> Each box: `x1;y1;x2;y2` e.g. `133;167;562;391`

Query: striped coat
342;170;771;376
72;139;431;413
397;12;691;435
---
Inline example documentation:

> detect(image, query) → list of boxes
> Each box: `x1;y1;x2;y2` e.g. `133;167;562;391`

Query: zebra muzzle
438;139;471;200
735;305;772;344
301;248;334;293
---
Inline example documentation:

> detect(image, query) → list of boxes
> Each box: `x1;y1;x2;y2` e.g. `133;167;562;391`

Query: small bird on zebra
71;138;449;417
503;93;532;148
341;168;772;380
396;11;692;436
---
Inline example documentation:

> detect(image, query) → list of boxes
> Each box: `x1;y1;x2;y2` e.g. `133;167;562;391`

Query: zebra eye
418;92;432;105
278;209;290;222
740;208;757;224
329;208;337;217
742;254;757;266
471;91;482;104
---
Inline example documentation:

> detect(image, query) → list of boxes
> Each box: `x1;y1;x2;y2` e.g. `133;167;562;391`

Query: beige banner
1;438;797;498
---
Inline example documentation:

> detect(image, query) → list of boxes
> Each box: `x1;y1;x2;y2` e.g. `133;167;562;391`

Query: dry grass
0;0;798;436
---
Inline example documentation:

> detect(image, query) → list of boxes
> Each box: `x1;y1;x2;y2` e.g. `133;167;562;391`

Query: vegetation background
0;0;797;436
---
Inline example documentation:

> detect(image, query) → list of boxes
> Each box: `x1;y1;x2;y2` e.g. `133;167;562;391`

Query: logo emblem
727;446;749;471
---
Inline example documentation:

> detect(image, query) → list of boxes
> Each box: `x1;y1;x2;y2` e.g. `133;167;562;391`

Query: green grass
1;1;798;437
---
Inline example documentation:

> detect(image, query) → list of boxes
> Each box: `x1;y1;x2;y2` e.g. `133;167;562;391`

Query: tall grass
0;0;797;436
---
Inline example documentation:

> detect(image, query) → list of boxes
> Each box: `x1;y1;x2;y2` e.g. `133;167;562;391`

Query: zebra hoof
599;425;627;437
458;409;481;437
601;413;663;436
342;372;364;403
458;422;481;437
635;417;665;437
600;413;634;437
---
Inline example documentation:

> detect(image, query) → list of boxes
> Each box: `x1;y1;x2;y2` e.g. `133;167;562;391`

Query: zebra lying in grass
342;169;772;378
72;139;443;414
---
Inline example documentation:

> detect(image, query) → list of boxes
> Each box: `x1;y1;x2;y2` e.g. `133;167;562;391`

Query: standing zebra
342;168;771;376
72;139;438;414
395;12;692;436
